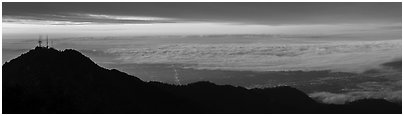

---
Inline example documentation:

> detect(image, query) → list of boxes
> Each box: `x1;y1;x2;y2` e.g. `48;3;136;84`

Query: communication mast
38;35;42;47
46;35;49;48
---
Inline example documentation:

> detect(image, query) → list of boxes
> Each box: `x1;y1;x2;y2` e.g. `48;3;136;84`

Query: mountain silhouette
3;47;401;114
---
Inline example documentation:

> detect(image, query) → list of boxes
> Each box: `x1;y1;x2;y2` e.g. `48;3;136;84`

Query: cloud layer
3;3;401;25
3;13;180;25
107;40;401;73
310;90;402;104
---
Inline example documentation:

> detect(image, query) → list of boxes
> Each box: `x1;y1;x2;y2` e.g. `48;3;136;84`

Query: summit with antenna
37;35;42;47
37;35;54;48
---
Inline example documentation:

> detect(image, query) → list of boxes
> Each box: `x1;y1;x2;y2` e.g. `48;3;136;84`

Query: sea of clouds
310;90;402;104
106;40;401;73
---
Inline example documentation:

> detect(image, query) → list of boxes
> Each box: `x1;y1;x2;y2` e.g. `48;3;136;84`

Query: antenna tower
46;35;49;48
38;35;42;47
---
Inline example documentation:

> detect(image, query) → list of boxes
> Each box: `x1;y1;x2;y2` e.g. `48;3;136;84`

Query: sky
2;2;402;39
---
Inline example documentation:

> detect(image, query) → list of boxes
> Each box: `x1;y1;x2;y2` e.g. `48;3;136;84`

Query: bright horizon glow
3;21;401;40
83;14;176;21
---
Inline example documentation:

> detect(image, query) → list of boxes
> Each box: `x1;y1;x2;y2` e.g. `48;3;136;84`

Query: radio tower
38;35;42;47
46;35;49;48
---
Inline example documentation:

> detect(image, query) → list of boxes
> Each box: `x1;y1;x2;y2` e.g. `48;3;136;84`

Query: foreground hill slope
3;47;401;113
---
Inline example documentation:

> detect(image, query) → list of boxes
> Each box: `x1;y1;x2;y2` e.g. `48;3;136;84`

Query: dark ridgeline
3;47;401;114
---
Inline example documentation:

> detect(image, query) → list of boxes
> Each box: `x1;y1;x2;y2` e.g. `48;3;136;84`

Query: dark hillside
3;47;401;114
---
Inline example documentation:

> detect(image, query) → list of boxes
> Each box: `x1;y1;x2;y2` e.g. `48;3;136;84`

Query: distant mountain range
3;47;401;113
